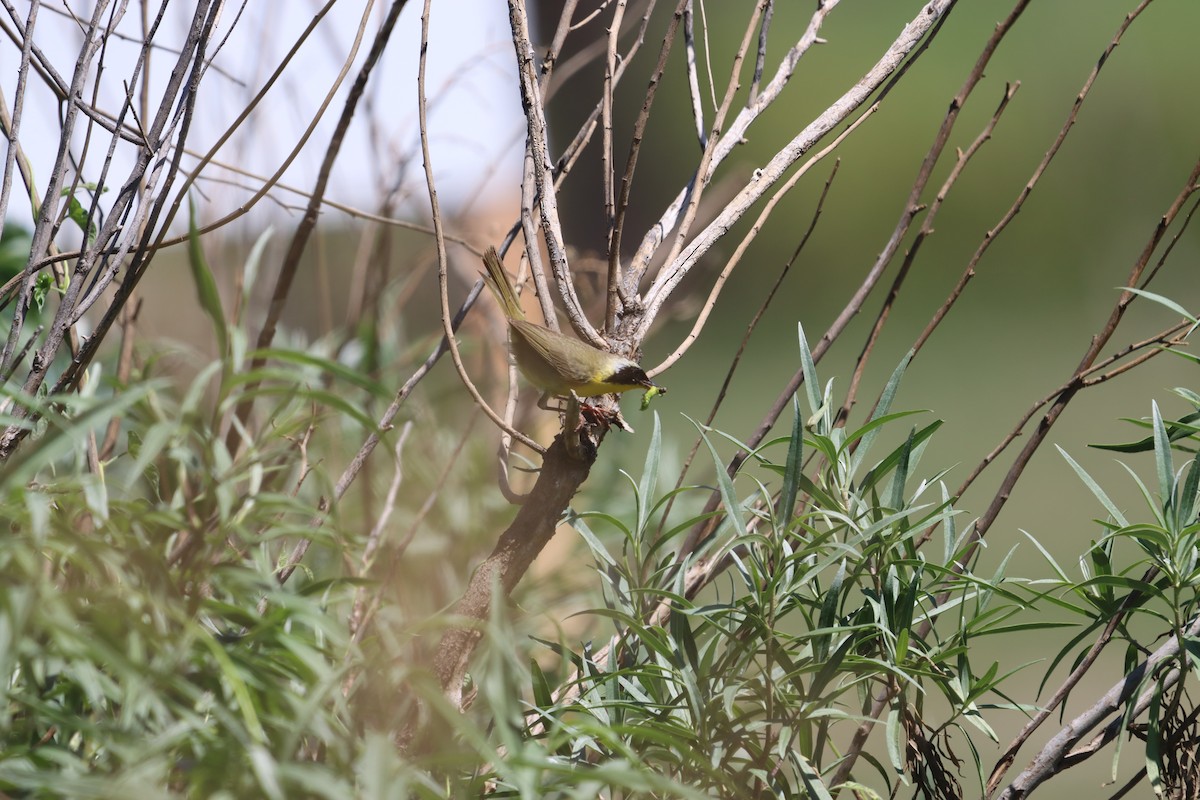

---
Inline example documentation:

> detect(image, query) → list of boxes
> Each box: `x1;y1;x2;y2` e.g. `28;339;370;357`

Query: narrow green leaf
188;196;229;358
941;483;957;565
1125;286;1197;322
796;753;835;800
669;610;699;670
815;561;846;663
1152;402;1173;517
894;566;921;663
242;226;273;304
569;515;618;568
1175;388;1200;407
852;350;913;473
1145;678;1164;794
60;187;97;245
529;659;553;709
885;706;904;773
231;384;377;430
845;410;926;461
199;634;266;744
1090;410;1200;453
1074;574;1160;596
1167;348;1200;366
1057;445;1128;527
889;428;915;512
1177;454;1200;531
692;417;746;535
780;394;803;529
1021;529;1070;582
638;412;662;535
859;421;943;494
0;383;161;491
252;348;390;398
798;323;821;418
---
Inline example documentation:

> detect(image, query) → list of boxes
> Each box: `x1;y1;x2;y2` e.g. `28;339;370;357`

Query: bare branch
1;0;224;458
628;0;842;283
682;2;706;149
997;615;1200;800
429;435;594;713
636;0;951;339
507;0;602;347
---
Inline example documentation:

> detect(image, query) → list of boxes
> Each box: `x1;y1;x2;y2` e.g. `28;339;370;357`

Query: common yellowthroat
481;247;663;406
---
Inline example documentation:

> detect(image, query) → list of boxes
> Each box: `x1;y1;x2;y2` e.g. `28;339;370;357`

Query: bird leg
537;392;568;412
538;390;602;418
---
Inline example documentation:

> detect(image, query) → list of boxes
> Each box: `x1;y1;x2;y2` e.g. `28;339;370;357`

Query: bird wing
510;319;609;386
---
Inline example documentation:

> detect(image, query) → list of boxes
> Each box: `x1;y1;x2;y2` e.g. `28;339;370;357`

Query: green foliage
0;235;427;797
519;328;1036;798
60;182;105;248
1;239;1196;797
1051;399;1200;792
187;197;230;363
0;223;66;318
0;350;383;796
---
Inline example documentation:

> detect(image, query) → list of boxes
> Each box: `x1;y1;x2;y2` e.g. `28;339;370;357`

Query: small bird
481;247;663;407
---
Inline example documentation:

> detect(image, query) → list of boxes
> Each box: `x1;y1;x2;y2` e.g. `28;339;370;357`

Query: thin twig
276;276;503;586
99;298;141;460
997;615;1200;799
1;0;107;376
421;5;542;456
654;2;765;283
985;564;1157;796
954;321;1190;502
536;0;581;87
347;420;413;644
649;82;877;378
748;0;773;106
519;145;557;331
0;0;35;240
601;0;627;330
946;0;1176;550
831;7;1166;785
840;81;1020;426
1;0;220;458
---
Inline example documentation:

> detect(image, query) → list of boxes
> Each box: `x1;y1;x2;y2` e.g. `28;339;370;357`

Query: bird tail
481;247;526;322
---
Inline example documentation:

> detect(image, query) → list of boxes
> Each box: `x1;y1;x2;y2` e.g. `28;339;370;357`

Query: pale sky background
2;0;524;237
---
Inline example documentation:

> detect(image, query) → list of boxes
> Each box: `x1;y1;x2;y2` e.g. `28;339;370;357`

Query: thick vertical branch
430;435;593;710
